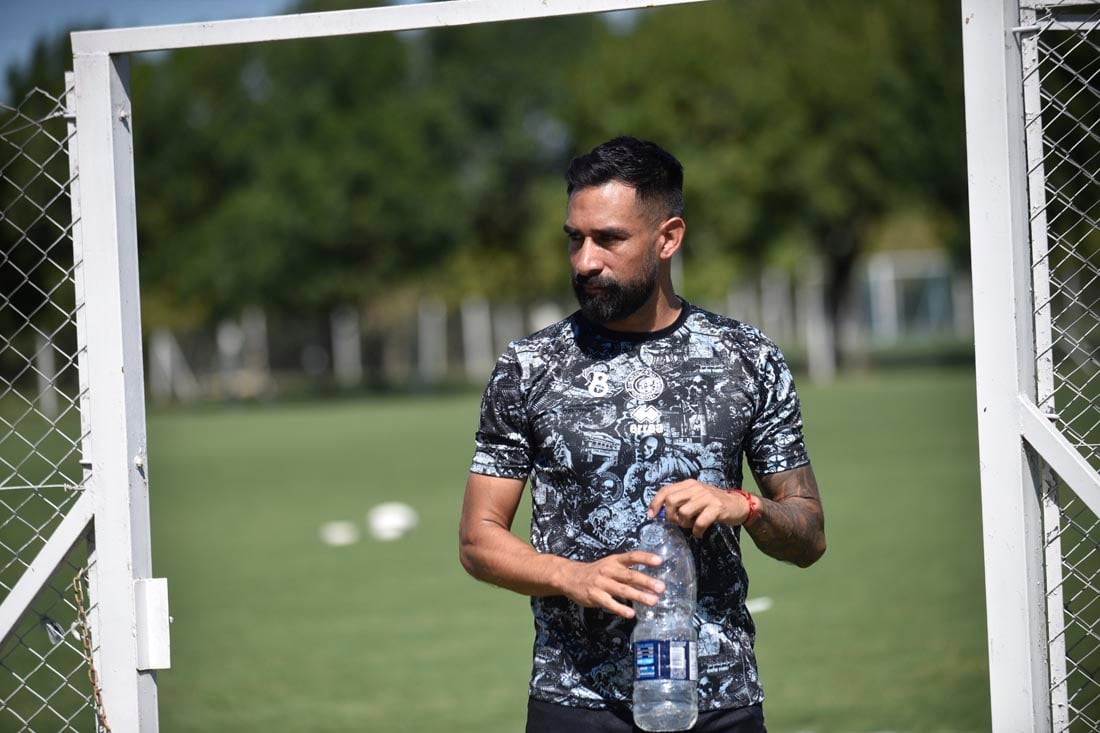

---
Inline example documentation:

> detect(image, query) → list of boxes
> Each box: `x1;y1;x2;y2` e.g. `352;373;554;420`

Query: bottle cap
657;507;666;519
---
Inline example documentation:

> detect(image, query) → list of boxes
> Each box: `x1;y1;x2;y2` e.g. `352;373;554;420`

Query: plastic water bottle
632;508;698;731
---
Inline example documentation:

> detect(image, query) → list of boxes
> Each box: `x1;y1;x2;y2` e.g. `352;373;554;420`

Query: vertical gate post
961;0;1051;729
71;50;160;731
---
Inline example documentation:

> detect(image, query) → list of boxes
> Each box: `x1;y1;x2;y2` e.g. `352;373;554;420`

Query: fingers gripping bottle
632;508;698;731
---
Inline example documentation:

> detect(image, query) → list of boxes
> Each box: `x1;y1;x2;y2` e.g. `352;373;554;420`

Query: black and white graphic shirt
470;302;810;711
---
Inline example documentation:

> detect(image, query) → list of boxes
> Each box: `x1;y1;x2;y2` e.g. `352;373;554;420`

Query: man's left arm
648;463;826;568
743;464;825;567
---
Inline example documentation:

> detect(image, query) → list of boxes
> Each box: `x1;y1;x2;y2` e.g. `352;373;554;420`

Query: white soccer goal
6;0;1093;729
963;0;1100;729
0;1;713;730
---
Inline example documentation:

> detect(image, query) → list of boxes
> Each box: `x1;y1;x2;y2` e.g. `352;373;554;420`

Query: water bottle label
633;640;697;681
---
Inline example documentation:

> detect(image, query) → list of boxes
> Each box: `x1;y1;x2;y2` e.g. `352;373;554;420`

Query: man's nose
572;239;603;277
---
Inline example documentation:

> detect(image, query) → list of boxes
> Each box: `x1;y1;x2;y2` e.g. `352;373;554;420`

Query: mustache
572;273;618;289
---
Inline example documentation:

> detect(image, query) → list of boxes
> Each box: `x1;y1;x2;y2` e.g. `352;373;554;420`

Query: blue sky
2;0;294;101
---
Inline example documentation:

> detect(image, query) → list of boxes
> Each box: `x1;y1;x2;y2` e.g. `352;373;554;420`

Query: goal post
5;0;1092;728
962;0;1100;729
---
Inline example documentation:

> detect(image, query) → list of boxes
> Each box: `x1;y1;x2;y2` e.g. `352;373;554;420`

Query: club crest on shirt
625;368;665;402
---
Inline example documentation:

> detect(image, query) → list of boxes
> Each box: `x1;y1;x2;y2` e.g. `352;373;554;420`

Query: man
459;136;825;732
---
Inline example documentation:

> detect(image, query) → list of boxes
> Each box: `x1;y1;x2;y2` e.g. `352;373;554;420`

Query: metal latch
135;578;171;671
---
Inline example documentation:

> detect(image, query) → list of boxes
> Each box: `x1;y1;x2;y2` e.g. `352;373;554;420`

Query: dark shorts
526;698;767;733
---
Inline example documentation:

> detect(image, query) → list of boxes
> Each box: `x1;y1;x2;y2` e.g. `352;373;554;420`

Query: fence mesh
1046;472;1100;729
0;84;95;730
1023;2;1100;729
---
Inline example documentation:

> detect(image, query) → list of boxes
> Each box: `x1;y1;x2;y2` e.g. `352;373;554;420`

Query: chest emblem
629;404;665;436
626;368;665;402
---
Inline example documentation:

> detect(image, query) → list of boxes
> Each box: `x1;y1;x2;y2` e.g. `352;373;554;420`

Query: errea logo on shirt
629;404;664;436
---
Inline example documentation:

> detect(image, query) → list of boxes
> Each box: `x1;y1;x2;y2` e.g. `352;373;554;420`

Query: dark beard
572;260;659;325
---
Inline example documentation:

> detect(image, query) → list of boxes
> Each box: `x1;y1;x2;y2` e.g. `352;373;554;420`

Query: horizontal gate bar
72;0;716;56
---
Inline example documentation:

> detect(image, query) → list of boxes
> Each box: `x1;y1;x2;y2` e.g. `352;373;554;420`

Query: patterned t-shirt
470;301;810;711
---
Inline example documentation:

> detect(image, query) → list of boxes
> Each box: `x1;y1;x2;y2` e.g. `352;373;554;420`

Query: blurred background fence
141;254;973;405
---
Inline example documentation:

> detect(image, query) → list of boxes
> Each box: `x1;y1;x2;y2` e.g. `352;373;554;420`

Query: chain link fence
1022;1;1100;728
0;84;98;731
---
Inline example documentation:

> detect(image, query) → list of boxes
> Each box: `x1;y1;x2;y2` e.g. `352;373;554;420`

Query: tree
567;0;968;363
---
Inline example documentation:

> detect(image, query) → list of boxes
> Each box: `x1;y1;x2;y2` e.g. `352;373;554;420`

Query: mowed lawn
147;367;990;733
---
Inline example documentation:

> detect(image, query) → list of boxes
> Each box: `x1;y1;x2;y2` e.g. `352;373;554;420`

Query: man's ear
656;217;686;260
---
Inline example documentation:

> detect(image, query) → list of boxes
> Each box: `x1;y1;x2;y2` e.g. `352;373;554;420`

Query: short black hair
565;136;684;220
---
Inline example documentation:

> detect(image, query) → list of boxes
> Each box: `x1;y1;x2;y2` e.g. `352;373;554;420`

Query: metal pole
1018;6;1069;726
961;0;1051;728
70;0;714;55
71;50;160;731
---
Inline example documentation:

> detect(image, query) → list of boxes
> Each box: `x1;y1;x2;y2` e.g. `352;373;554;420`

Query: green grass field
144;366;990;733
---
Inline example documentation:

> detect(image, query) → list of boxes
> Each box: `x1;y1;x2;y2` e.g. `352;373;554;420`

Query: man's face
564;181;661;325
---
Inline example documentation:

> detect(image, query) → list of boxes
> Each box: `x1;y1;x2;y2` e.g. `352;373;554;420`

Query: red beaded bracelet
729;489;759;524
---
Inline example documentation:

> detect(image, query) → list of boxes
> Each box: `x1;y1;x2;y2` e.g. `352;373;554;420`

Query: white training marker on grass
745;596;773;614
366;501;419;541
319;520;361;547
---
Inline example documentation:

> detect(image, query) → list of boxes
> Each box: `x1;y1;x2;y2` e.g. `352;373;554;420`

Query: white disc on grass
745;596;773;614
367;502;419;541
319;520;361;547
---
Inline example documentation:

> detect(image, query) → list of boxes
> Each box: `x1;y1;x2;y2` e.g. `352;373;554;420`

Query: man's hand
559;552;666;619
460;473;671;618
646;468;826;567
648;480;751;538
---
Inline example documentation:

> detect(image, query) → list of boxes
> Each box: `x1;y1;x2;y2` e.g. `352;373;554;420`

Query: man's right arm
458;472;664;619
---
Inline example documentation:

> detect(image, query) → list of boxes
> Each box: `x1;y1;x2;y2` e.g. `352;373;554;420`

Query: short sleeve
745;343;810;476
470;346;533;480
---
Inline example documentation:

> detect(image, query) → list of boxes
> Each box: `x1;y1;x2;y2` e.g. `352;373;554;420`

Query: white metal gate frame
0;1;715;730
963;0;1100;729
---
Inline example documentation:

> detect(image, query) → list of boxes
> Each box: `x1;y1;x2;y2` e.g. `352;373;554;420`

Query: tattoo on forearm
746;465;825;567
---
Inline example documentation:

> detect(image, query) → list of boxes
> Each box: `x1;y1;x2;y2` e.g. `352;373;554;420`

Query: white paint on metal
417;297;447;383
71;0;713;56
461;295;494;380
493;303;525;358
34;332;59;418
1020;399;1100;516
66;72;93;482
72;51;159;731
0;491;94;644
134;578;171;671
529;302;565;332
961;0;1052;728
149;328;201;403
330;305;363;387
1019;6;1069;726
867;254;900;343
796;260;835;383
760;268;792;343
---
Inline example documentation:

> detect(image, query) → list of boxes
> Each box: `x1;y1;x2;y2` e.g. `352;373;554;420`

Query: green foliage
568;0;967;302
3;0;973;328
